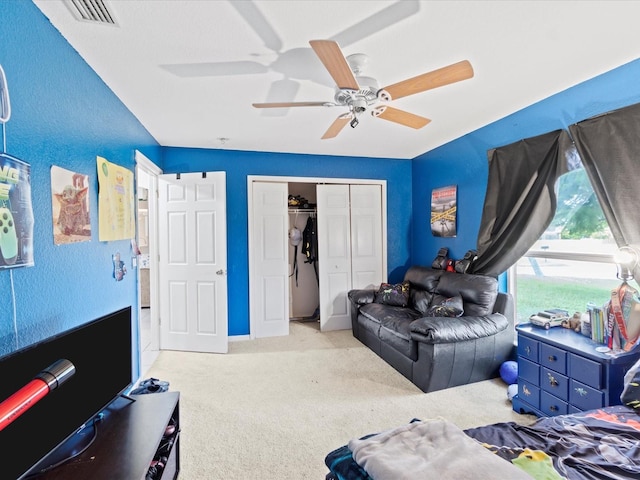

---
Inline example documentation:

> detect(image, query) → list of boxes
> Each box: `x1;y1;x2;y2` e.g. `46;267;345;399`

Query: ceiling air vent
64;0;118;26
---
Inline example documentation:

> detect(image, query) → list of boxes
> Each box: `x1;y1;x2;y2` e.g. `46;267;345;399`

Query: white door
317;184;352;331
250;182;289;337
349;184;383;290
317;184;384;331
158;172;228;353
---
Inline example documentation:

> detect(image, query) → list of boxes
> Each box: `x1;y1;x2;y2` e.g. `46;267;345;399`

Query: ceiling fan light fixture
346;53;369;76
350;98;368;113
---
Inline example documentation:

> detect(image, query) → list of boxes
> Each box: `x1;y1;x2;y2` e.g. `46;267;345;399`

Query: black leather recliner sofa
348;266;515;393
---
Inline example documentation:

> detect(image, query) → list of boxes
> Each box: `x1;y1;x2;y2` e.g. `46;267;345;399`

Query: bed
325;405;640;479
325;359;640;480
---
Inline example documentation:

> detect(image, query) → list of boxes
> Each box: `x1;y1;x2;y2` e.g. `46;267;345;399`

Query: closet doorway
248;175;387;339
288;182;320;326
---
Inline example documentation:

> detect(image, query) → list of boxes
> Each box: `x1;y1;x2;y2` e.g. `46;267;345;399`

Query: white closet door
317;184;352;331
350;184;383;290
251;182;289;337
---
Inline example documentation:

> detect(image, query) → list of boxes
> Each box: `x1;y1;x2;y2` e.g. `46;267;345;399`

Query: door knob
216;269;226;275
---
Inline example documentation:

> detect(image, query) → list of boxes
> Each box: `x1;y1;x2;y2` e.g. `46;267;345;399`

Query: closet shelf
288;208;316;213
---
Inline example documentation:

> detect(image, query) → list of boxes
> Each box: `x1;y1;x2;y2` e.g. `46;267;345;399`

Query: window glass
514;167;619;324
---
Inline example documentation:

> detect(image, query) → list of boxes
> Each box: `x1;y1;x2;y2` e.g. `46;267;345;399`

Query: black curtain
569;102;640;276
471;129;574;276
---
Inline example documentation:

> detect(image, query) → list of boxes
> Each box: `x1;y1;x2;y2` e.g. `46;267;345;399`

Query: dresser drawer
541;391;568;416
540;343;567;374
570;379;604;411
518;336;539;362
518;380;540;410
568;405;582;415
519;357;540;385
569;353;603;389
541;367;569;401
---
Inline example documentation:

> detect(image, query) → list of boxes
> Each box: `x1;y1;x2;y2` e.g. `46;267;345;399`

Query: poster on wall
430;185;457;237
96;156;135;241
0;152;34;268
51;166;91;245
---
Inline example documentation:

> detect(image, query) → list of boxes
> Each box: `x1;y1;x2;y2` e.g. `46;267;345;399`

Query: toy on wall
112;252;126;281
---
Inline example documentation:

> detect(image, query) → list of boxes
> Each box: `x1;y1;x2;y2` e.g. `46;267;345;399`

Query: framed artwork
431;185;457;237
0;152;34;268
51;166;91;245
97;156;135;241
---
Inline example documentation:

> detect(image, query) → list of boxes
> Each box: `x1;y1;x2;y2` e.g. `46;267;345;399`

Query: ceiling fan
252;40;474;139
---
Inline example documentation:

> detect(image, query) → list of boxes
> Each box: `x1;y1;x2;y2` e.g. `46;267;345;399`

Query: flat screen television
0;306;133;479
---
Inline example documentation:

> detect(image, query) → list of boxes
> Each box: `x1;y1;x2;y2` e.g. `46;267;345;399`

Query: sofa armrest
410;314;509;344
348;289;376;306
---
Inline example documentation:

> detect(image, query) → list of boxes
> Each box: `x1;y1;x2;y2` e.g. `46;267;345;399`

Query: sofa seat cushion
410;314;508;344
359;303;421;359
359;303;422;328
357;314;381;337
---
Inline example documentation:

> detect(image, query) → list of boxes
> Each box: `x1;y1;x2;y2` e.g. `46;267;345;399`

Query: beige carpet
146;321;535;479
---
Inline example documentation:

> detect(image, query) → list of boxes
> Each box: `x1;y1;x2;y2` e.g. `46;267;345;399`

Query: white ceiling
33;0;640;160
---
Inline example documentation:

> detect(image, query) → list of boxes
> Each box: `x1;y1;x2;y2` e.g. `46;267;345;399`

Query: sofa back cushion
425;295;464;317
411;290;433;315
404;267;442;315
434;271;498;316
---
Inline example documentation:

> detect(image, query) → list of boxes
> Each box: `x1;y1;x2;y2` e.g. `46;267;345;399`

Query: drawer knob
574;387;588;397
525;346;531;355
550;405;558;412
548;355;557;362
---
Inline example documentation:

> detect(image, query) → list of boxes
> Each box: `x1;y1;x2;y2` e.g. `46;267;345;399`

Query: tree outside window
513;166;620;323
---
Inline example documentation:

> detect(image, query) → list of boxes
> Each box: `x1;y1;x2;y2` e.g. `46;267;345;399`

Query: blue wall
162;148;413;335
411;58;640;267
0;1;161;379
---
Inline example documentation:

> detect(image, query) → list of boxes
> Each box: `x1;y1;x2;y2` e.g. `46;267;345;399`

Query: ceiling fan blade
160;61;268;78
371;106;431;129
309;40;360;91
252;101;334;108
322;113;353;139
331;0;420;48
259;79;300;117
378;60;474;101
230;0;283;52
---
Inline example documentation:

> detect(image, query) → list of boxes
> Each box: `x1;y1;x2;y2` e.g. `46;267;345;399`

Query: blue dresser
512;323;640;417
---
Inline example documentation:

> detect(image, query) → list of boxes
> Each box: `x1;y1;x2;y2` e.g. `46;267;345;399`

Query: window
511;166;620;323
